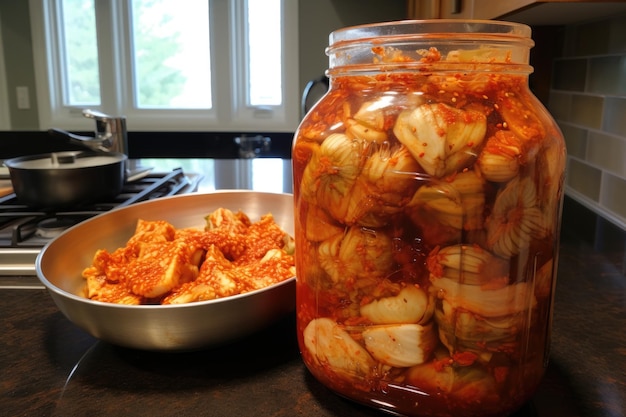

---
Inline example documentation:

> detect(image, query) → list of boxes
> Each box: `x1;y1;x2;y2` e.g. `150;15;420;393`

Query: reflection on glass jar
292;20;566;417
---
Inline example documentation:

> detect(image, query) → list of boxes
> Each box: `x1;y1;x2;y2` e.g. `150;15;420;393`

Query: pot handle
301;75;329;116
48;128;109;153
48;109;128;155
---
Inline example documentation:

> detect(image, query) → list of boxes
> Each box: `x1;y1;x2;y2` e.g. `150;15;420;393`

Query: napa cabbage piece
431;277;536;318
82;208;295;305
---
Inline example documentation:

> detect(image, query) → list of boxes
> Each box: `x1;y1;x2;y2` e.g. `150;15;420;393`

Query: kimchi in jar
293;20;566;417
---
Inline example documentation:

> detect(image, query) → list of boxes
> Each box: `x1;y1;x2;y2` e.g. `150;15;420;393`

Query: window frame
0;14;10;129
29;0;299;132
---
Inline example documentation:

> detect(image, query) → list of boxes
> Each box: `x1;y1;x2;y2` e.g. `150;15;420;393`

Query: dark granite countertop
0;198;624;417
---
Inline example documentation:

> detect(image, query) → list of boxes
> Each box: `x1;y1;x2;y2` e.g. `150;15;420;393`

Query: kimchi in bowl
35;191;295;351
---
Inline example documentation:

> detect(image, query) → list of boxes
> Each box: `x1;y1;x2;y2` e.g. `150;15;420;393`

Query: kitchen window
29;0;299;132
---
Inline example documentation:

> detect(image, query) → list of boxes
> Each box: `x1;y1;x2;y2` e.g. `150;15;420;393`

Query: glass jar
293;20;566;417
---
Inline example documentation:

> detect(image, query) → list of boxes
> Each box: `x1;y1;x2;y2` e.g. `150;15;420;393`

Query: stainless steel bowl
36;191;295;351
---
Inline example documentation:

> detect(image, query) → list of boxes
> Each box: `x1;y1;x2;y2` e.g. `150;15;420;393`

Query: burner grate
0;167;199;250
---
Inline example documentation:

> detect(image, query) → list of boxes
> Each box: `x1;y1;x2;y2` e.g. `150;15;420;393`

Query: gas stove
0;167;200;278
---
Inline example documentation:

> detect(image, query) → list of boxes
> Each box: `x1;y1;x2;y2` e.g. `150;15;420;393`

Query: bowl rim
38;274;295;309
35;189;295;309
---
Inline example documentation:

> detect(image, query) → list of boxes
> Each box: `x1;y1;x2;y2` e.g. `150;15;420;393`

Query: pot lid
4;151;126;170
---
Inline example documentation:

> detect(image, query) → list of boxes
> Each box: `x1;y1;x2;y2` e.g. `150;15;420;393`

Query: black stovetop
0;168;200;277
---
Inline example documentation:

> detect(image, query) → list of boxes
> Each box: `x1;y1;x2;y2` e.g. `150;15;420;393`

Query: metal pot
4;151;127;208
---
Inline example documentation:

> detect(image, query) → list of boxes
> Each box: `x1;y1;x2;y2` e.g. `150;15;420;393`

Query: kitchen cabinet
441;0;474;18
407;0;438;19
407;0;519;20
407;0;626;25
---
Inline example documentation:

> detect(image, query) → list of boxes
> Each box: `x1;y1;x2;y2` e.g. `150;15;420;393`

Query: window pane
247;0;282;106
60;0;101;106
131;0;212;109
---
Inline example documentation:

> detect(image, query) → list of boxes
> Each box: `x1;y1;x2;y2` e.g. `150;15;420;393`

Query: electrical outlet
16;86;30;109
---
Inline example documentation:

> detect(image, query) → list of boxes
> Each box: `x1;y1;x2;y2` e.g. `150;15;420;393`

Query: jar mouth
327;20;534;72
329;20;533;47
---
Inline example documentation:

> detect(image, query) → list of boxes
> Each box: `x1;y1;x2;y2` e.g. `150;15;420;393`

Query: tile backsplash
548;14;626;231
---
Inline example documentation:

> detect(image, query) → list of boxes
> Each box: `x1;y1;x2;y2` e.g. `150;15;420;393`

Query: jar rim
329;19;534;49
326;19;534;72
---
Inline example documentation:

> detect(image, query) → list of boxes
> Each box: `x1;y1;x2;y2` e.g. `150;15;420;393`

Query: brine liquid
293;68;565;417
